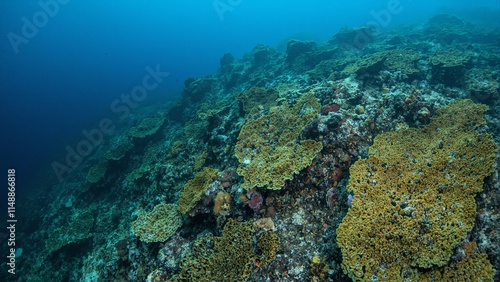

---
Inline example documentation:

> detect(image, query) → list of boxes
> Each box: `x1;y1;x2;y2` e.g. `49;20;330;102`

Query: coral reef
192;149;207;171
425;14;475;44
342;51;387;76
131;203;182;243
182;77;217;102
330;26;373;48
235;92;323;190
438;253;495;281
196;100;230;121
337;100;497;281
219;52;234;73
247;190;264;211
310;255;329;282
286;40;316;62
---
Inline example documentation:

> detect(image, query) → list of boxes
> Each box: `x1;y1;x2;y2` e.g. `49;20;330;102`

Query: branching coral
336;99;497;281
235;92;323;190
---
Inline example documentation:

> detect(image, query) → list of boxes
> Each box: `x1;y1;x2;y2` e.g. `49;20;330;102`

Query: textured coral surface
131;203;182;243
337;100;497;281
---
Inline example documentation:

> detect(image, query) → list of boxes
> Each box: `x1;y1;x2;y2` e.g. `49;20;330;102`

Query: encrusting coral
105;141;133;161
257;231;280;266
46;207;95;252
343;49;421;77
235;91;323;190
85;162;107;183
253;217;277;231
168;219;256;281
430;48;473;86
213;191;230;215
131;203;182;243
177;167;219;214
336;99;497;281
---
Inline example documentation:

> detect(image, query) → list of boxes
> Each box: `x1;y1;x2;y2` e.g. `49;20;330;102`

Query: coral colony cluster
8;14;500;281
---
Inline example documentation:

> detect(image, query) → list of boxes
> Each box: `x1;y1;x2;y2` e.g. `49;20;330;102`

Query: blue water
1;0;499;201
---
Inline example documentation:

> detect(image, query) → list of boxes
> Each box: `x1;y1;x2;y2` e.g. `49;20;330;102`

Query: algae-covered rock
193;149;208;171
342;51;387;76
196;100;230;120
307;59;344;81
337;99;497;281
252;44;278;67
182;76;217;102
330;26;373;48
384;49;421;75
425;14;473;44
219;52;234;73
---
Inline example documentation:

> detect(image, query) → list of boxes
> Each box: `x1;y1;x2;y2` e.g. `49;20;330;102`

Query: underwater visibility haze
1;0;500;281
